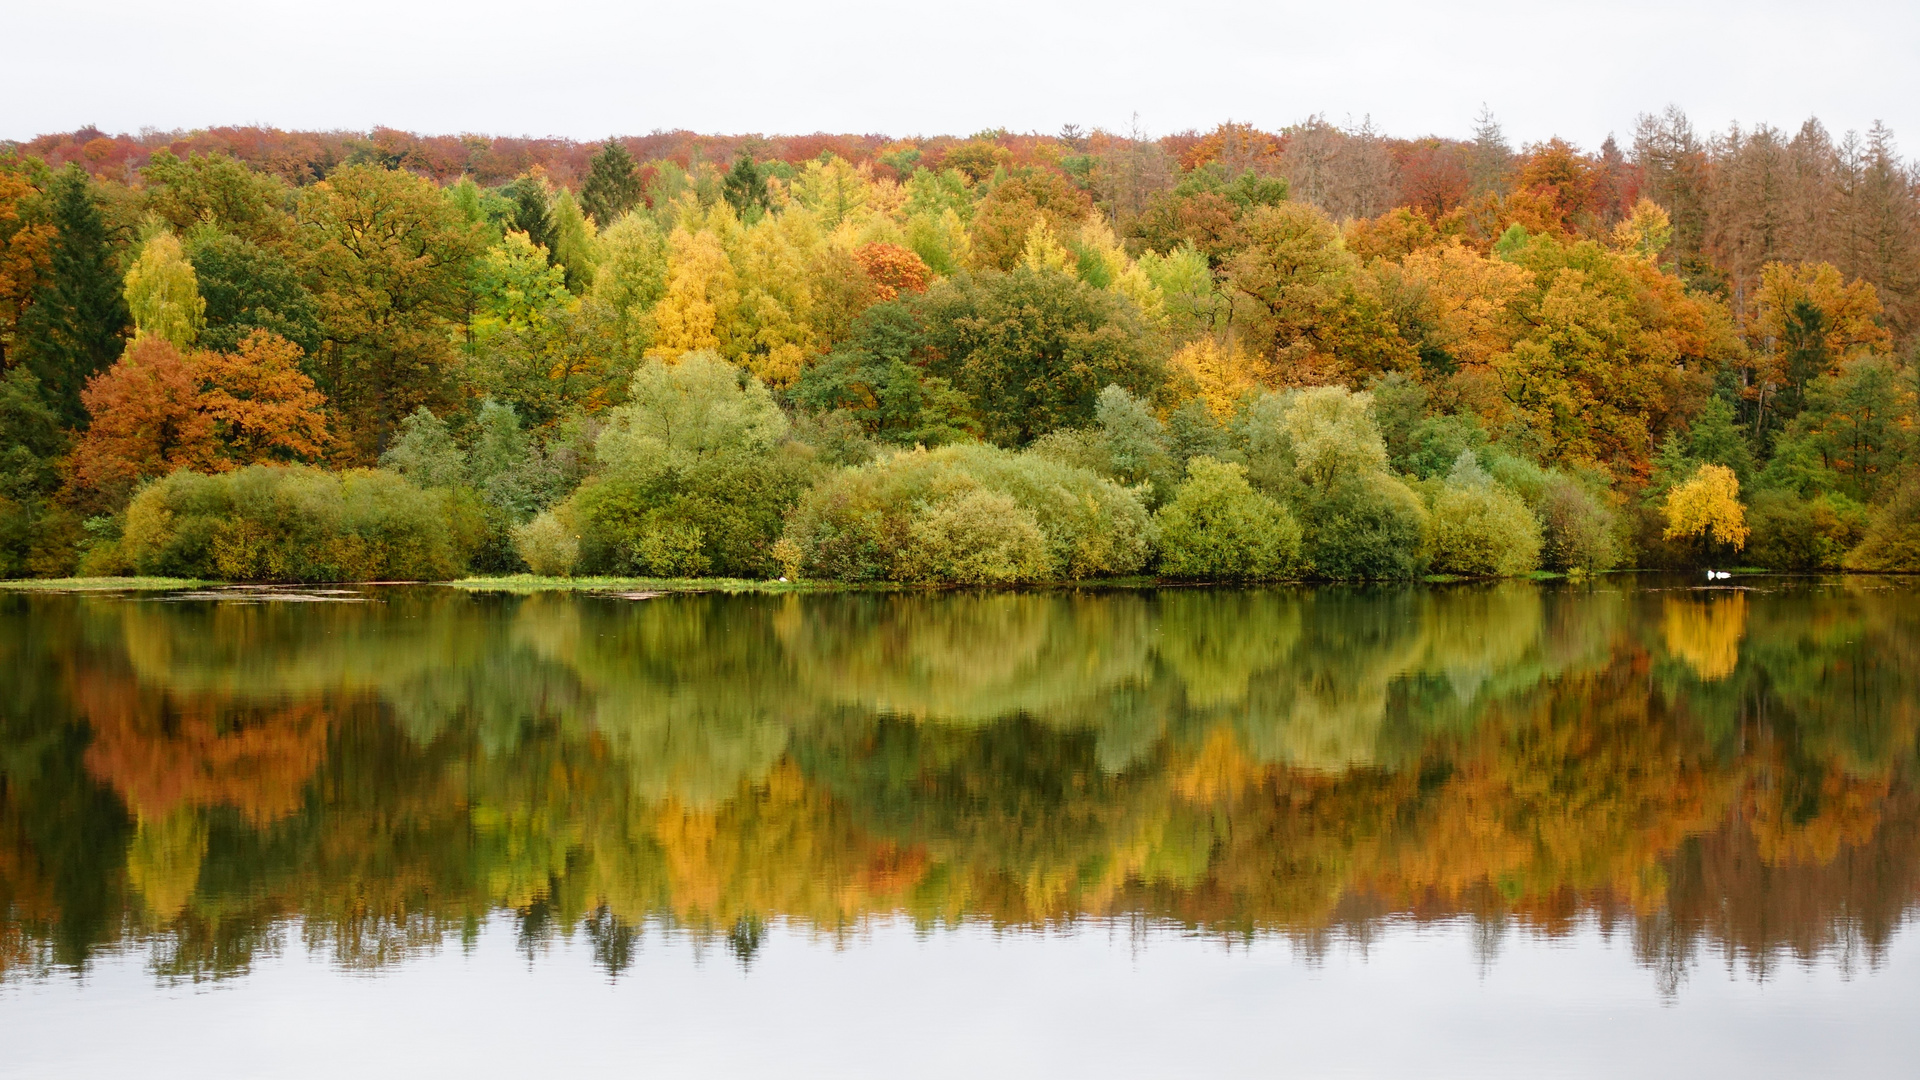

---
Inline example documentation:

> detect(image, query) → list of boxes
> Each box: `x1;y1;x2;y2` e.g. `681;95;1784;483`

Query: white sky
8;0;1919;153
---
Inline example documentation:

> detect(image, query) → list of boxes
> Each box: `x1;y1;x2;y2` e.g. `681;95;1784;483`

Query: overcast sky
9;0;1918;152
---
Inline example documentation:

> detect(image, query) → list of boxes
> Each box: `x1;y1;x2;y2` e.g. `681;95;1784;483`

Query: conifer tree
580;140;641;229
722;154;770;219
507;175;555;256
21;164;128;426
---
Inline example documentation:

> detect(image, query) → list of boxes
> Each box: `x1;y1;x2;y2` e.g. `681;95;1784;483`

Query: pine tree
20;165;128;426
506;175;555;256
722;153;770;219
580;140;642;229
1468;105;1511;197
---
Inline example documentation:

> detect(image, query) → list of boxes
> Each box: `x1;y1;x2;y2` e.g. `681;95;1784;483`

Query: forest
3;111;1920;582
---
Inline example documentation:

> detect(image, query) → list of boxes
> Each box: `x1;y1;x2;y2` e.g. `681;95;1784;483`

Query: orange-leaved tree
195;330;329;463
853;243;931;301
69;336;222;505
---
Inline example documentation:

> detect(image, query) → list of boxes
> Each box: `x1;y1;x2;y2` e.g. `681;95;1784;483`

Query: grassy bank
0;576;211;592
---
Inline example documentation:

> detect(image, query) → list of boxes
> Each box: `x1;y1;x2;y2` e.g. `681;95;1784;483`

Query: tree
1223;202;1383;383
185;231;322;355
967;171;1093;272
647;228;734;361
722;154;771;220
195;331;329;464
548;189;598;293
469;300;633;427
794;300;971;446
580;141;642;229
139;150;292;246
471;231;572;337
918;266;1158;446
1749;262;1890;430
19;164;129;426
598;351;787;467
589;210;668;354
69;336;221;505
0;156;54;370
124;231;205;349
295;164;482;457
505;174;555;254
378;406;466;489
1663;464;1750;554
853;243;931;301
0;366;69;576
1764;357;1913;503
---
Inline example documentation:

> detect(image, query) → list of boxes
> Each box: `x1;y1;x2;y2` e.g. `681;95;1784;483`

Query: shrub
1845;478;1920;571
783;444;1151;583
1297;472;1429;580
513;510;579;576
1155;458;1302;580
1423;451;1542;577
572;447;816;578
1747;489;1868;570
898;488;1051;584
119;466;464;581
1539;476;1620;574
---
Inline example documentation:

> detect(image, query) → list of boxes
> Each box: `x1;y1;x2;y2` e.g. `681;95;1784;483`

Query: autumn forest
3;112;1920;583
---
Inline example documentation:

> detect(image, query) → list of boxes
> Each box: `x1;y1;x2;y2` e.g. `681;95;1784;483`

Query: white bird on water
1706;570;1731;580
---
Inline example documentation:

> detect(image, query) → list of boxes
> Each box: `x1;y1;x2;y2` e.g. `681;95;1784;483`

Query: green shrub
571;447;816;578
899;488;1051;584
1297;472;1429;580
1747;489;1868;570
513;510;579;576
1155;458;1301;580
1424;452;1542;577
1844;479;1920;571
119;466;464;581
783;444;1151;583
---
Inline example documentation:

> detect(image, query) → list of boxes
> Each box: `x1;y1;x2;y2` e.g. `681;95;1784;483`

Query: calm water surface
2;579;1918;1077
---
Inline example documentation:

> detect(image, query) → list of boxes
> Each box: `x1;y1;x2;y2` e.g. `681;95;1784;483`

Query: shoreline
0;569;1839;596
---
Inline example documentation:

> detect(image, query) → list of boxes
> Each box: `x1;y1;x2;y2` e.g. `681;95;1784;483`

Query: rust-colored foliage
69;336;223;501
195;330;330;463
74;672;333;826
852;243;930;301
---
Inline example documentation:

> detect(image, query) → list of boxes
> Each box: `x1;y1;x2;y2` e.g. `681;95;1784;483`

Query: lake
2;579;1917;1077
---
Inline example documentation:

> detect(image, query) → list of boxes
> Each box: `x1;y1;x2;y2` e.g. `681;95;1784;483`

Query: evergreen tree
20;164;128;426
580;141;641;229
506;176;555;256
722;153;770;219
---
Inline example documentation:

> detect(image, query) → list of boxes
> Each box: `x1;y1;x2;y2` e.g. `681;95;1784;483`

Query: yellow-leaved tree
1663;463;1750;551
648;227;734;361
124;230;205;349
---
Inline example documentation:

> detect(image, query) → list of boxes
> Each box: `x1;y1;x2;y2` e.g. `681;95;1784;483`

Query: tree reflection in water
0;579;1915;986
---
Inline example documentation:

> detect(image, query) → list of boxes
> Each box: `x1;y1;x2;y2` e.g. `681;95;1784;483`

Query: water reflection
1;580;1916;988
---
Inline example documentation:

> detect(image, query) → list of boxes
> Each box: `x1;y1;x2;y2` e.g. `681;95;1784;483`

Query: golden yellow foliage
1167;338;1261;418
1662;594;1748;680
1399;240;1528;368
647;227;732;361
1663;464;1751;549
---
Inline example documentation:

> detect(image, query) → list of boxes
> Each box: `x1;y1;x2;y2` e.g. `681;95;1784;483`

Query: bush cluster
116;466;467;581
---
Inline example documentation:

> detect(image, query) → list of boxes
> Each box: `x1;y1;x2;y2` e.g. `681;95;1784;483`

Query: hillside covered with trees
3;111;1919;582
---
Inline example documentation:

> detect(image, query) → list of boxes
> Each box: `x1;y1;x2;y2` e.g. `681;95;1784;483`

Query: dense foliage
4;110;1920;581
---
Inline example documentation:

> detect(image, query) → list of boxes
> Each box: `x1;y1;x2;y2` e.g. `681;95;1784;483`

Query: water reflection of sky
6;917;1916;1079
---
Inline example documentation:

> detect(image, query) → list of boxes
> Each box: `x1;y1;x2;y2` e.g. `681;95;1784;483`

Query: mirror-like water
2;580;1917;1076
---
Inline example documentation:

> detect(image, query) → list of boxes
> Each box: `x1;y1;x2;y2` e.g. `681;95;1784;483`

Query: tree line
4;110;1920;581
